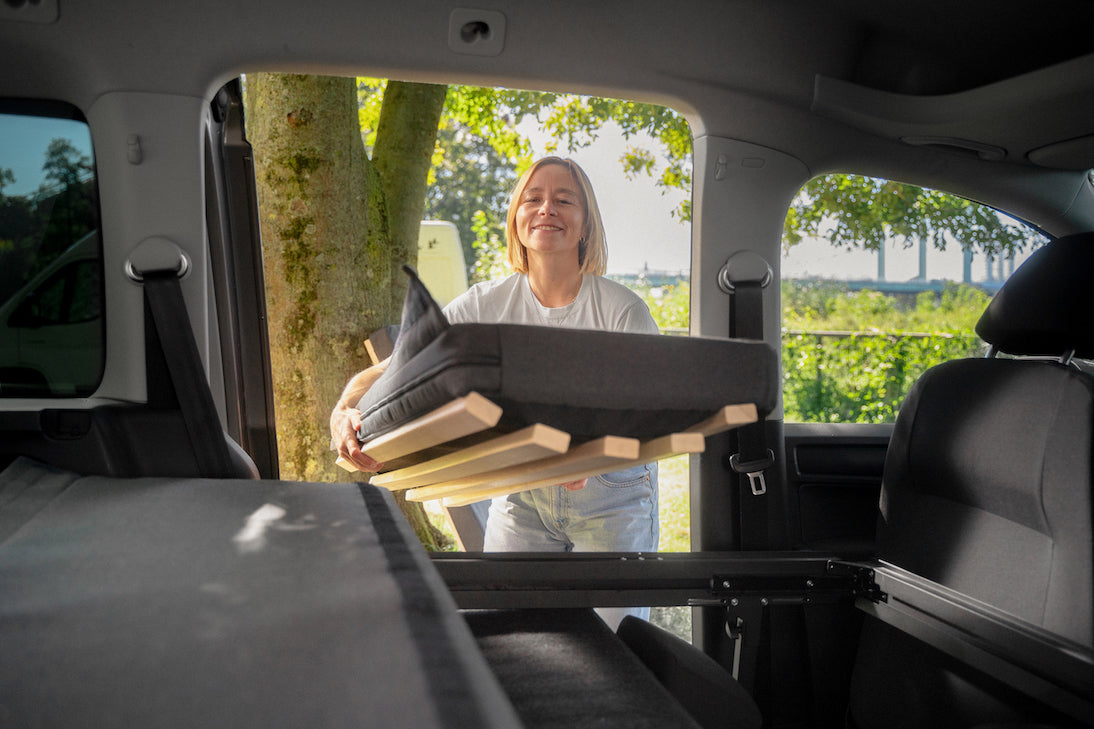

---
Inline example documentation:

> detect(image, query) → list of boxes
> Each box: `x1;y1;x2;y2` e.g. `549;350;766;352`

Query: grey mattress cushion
357;269;778;443
0;457;522;729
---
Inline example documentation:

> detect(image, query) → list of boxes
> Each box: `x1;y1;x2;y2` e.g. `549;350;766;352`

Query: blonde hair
505;156;608;275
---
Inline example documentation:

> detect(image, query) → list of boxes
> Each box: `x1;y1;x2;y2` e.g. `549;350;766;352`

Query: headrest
975;231;1094;358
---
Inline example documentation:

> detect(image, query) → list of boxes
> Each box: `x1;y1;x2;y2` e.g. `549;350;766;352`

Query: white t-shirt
442;272;658;335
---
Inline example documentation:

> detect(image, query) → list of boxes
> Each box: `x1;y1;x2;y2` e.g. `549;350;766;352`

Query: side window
0;104;102;397
781;174;1047;423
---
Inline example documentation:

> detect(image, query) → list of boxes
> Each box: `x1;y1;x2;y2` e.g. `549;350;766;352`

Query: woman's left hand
560;479;588;491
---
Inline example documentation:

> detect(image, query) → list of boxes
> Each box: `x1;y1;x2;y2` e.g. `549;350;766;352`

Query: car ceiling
2;0;1093;223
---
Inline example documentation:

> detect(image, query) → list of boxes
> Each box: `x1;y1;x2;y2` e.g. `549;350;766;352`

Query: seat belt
719;255;774;550
130;245;236;478
714;251;782;702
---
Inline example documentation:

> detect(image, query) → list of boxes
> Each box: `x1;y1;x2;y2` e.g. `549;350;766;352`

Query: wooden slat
335;392;503;472
370;424;571;491
440;431;707;507
636;431;707;461
364;326;397;365
685;403;758;437
405;435;639;502
339;399;757;475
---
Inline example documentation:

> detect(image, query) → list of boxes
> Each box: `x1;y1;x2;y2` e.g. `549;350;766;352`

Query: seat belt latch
729;450;775;496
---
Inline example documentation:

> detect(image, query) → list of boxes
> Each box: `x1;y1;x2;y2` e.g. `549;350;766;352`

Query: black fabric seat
464;608;711;729
617;615;763;729
462;609;763;729
848;232;1094;728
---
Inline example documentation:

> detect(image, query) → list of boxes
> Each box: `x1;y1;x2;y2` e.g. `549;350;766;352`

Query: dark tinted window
0;103;102;397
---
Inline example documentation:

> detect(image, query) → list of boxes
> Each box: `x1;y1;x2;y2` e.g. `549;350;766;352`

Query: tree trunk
371;80;448;311
245;73;390;483
244;74;450;550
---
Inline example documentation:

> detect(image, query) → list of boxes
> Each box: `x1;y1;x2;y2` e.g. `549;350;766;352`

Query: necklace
529;277;581;308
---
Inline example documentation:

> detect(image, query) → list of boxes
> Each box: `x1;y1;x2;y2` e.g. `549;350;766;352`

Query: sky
1;113;93;197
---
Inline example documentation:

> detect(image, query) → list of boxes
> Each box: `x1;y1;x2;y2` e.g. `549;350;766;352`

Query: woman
331;156;659;557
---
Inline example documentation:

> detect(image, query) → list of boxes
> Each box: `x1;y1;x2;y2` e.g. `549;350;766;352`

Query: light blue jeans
482;462;658;629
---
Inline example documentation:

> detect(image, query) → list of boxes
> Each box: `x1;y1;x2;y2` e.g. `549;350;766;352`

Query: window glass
781;173;1047;423
0;105;102;397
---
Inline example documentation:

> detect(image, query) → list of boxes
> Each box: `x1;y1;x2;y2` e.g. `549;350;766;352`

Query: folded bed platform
349;269;778;503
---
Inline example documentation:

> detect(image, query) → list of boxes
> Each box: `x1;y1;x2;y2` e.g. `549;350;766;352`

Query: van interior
1;1;1092;727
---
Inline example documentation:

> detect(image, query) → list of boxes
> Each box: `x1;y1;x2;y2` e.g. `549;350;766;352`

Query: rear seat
848;232;1094;728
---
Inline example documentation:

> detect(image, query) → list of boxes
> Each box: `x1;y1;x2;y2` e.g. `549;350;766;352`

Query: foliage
781;281;991;423
784;174;1043;259
657;454;690;552
469;209;510;284
534;95;693;221
422;122;519;273
627;277;992;424
775;173;1046;423
359;80;694;281
627;278;690;332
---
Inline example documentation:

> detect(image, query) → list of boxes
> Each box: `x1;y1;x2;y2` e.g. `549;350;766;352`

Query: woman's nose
538;199;555;215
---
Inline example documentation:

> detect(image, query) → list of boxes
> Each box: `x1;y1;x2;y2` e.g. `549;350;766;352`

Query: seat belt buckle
727;615;745;679
729;449;775;496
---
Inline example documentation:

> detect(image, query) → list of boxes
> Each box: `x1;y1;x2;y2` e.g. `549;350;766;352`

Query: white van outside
417;220;468;306
0;231;102;396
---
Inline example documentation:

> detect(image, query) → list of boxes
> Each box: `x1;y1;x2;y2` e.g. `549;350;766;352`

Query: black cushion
356;269;778;443
617;615;763;729
464;608;705;729
388;265;450;373
976;231;1094;358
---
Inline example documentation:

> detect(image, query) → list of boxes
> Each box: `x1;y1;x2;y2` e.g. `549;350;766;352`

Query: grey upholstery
849;232;1094;728
0;457;522;728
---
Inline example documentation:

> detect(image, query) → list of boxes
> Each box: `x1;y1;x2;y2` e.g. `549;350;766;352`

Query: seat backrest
850;231;1094;728
879;356;1094;643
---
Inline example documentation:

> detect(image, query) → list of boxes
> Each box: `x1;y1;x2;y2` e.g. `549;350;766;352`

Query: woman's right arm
330;358;390;472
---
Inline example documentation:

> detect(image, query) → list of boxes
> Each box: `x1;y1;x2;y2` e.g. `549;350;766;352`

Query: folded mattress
356;268;778;446
0;457;522;729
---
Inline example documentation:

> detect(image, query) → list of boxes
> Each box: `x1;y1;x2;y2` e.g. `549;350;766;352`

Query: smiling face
513;162;588;264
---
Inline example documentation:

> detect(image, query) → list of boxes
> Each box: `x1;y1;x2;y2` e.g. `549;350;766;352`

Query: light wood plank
336;393;503;472
636;431;707;460
364;326;397;365
338;400;756;474
405;436;639;502
369;424;571;491
440;431;707;507
685;403;758;437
